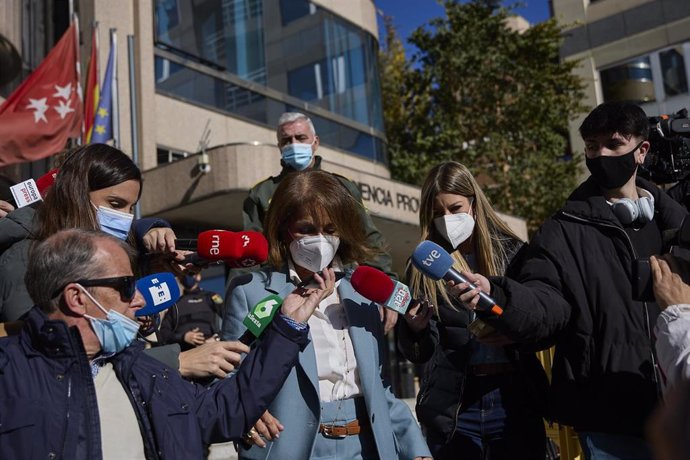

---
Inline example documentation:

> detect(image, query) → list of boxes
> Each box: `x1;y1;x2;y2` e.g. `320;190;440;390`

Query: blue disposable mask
94;204;134;241
79;285;140;354
281;142;314;171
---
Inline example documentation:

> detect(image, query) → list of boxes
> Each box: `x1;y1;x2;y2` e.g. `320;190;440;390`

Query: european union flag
91;37;115;144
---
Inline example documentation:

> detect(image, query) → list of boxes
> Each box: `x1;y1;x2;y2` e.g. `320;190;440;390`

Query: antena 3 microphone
350;265;412;314
135;272;181;316
411;240;503;316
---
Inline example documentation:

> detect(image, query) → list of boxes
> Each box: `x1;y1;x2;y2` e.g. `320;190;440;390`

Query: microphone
411;240;503;316
7;168;58;208
135;272;182;316
238;294;283;345
350;265;412;314
176;230;268;267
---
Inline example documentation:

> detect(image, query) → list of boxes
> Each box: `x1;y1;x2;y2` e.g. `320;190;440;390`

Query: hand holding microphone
350;265;432;332
411;240;503;316
237;269;337;345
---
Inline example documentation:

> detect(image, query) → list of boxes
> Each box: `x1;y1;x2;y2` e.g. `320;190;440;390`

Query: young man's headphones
611;191;655;225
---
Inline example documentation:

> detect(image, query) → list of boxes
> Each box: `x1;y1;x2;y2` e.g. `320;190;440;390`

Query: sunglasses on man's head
52;276;137;302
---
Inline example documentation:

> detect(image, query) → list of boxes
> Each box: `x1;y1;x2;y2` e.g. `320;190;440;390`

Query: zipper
560;212;661;392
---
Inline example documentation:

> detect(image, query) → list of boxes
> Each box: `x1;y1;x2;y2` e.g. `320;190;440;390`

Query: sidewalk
208;398;418;459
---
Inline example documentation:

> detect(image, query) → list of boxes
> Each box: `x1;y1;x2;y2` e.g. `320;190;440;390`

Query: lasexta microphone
350;265;412;314
135;272;181;316
238;294;283;345
411;240;503;316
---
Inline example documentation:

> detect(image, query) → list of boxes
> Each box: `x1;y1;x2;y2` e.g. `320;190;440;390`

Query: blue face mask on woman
79;285;140;354
94;205;134;241
281;142;314;171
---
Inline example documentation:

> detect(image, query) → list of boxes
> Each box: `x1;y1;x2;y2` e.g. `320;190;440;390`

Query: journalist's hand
178;340;250;379
0;199;14;218
448;271;491;311
651;255;690;310
403;298;434;334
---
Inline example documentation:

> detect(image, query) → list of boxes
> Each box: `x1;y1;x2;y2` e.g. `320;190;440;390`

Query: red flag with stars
0;20;82;167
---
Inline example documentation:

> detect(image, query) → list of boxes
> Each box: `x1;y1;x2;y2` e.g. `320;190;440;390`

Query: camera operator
456;102;688;459
650;254;690;389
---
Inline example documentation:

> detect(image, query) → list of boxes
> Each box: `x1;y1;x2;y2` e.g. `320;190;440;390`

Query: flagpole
128;34;141;220
72;12;82;148
111;29;120;149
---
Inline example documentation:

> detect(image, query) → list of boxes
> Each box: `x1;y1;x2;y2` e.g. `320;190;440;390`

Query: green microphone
239;294;283;345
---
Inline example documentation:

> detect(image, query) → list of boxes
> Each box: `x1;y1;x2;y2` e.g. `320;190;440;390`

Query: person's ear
312;135;320;152
637;140;650;164
61;283;88;317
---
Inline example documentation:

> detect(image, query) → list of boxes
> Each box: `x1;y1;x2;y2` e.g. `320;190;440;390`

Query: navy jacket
0;307;309;459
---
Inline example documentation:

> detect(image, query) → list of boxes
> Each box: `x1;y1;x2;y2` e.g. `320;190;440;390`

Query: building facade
552;0;690;155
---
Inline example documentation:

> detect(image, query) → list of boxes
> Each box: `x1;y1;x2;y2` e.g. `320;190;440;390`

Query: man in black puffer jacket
466;102;688;459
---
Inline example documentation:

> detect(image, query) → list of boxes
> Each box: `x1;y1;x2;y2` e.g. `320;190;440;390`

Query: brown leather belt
469;362;517;376
319;419;368;438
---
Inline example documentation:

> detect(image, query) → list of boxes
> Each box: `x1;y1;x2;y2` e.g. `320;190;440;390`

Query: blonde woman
397;161;548;459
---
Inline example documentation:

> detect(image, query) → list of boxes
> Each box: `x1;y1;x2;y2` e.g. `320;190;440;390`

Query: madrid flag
0;21;82;167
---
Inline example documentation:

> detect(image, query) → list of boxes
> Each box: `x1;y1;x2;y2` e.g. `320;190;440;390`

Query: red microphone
350;266;412;314
184;230;268;268
36;168;58;196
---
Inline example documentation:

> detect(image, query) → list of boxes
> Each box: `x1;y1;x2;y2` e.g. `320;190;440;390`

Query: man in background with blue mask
0;228;334;459
242;112;398;333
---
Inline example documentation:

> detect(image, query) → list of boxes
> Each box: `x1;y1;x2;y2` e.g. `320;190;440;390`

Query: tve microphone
238;294;283;345
350;265;412;314
411;240;503;316
135;272;182;316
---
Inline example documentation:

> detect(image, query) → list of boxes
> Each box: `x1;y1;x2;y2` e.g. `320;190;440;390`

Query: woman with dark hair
0;143;171;322
222;169;431;460
397;161;548;459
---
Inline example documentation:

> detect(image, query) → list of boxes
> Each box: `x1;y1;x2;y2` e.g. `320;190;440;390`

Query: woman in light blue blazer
222;170;431;460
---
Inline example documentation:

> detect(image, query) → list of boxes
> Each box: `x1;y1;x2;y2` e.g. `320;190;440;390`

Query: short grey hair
25;229;136;313
276;112;316;138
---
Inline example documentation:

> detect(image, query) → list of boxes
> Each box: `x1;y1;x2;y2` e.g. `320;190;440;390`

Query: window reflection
153;0;385;143
660;47;688;97
600;57;655;103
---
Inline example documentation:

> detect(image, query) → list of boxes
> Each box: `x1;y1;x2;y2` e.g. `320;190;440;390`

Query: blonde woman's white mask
434;213;475;249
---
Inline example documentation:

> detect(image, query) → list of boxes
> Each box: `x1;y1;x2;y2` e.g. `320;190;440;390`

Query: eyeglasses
52;276;137;302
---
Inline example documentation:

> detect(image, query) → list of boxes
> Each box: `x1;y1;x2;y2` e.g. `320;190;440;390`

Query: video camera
639;108;690;184
633;215;690;301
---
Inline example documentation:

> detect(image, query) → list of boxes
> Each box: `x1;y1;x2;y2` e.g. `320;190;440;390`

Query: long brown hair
263;170;379;269
35;144;142;241
410;161;521;308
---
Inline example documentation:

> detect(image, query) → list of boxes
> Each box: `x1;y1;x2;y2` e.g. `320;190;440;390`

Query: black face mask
586;141;643;190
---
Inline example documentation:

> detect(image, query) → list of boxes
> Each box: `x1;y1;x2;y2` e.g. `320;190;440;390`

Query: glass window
600;57;655;103
153;0;385;134
155;57;387;163
659;47;689;97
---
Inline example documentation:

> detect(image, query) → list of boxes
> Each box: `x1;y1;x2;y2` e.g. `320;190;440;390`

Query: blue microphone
135;272;181;316
411;240;503;316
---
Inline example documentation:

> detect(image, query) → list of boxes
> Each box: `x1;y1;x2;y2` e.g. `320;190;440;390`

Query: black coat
487;177;688;435
396;237;549;442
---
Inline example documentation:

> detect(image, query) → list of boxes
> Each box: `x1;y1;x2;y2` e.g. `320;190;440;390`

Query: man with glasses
243;111;397;332
0;228;335;459
463;102;688;459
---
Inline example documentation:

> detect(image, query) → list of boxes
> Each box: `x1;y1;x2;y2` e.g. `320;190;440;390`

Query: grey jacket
655;304;690;390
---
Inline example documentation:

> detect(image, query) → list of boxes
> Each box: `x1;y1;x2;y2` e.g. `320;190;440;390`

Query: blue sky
375;0;552;56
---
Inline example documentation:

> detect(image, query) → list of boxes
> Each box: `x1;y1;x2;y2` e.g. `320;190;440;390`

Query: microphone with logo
411;240;503;316
238;295;283;346
7;168;58;209
350;265;412;314
176;230;269;268
135;272;182;317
